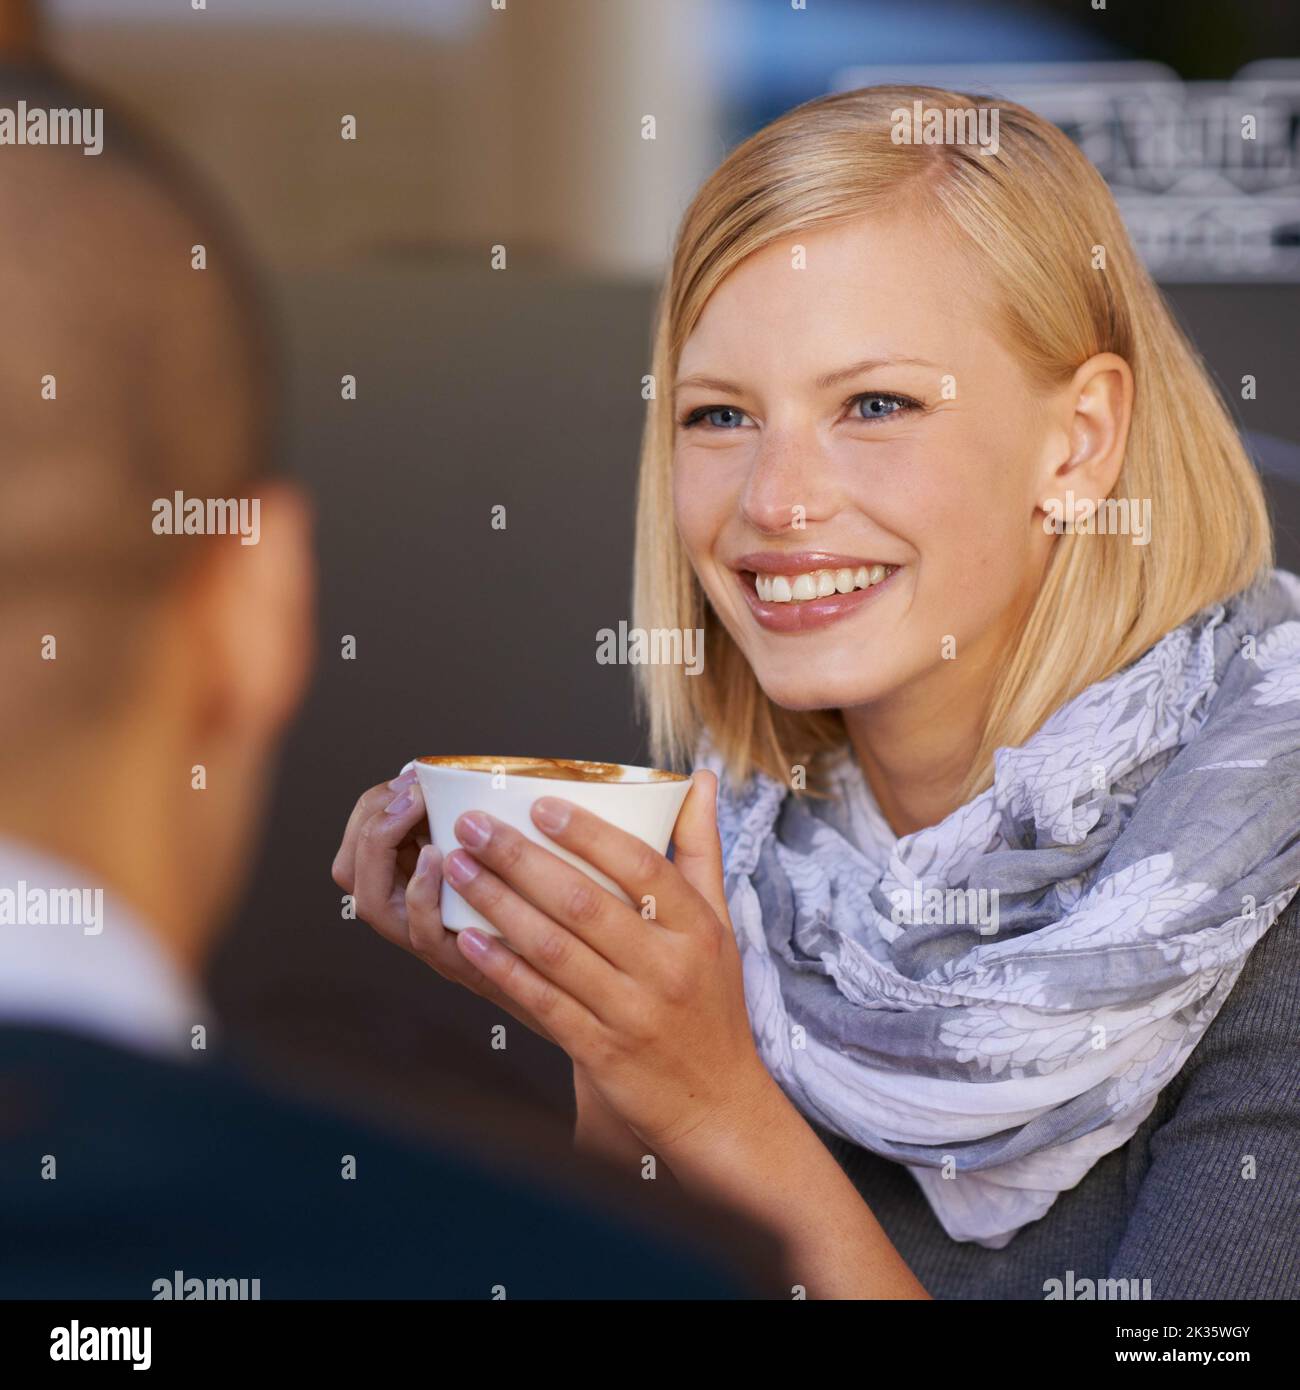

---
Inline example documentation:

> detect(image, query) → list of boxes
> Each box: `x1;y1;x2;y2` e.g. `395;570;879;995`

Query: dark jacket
0;1025;765;1300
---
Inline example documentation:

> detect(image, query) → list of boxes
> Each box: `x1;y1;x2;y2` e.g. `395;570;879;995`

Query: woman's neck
842;713;977;838
840;580;1039;835
841;663;997;838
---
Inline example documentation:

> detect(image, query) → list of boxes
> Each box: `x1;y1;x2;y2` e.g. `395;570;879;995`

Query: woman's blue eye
680;392;917;430
684;405;749;429
854;393;909;420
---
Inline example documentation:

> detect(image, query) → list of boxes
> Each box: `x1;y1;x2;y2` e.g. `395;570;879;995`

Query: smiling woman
623;83;1300;1294
339;83;1300;1301
639;86;1271;812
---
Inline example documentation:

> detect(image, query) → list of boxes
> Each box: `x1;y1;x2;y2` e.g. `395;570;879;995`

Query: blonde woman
333;88;1300;1299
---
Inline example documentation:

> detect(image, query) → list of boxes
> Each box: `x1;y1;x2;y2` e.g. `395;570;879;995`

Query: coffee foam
416;755;687;784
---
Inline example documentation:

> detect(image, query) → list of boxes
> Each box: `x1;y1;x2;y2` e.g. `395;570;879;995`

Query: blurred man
0;62;770;1299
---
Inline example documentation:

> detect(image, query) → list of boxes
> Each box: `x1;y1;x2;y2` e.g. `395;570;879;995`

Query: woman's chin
756;672;899;714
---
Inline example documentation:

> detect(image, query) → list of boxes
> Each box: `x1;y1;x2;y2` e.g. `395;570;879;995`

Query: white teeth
753;565;895;604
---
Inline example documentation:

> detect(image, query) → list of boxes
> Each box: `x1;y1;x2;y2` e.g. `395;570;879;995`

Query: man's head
0;63;314;964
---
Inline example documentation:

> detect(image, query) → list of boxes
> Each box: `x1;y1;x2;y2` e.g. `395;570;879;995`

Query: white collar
0;833;213;1061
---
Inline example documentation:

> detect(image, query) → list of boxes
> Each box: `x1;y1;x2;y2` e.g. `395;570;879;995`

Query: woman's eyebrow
814;356;939;389
672;356;940;397
672;373;743;397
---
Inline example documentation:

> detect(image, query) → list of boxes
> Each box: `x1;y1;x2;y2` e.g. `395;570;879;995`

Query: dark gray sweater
810;896;1300;1299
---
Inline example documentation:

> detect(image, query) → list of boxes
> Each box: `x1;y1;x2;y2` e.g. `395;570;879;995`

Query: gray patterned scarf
705;569;1300;1247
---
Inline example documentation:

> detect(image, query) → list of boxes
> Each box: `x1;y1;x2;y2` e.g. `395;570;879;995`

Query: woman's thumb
670;769;729;921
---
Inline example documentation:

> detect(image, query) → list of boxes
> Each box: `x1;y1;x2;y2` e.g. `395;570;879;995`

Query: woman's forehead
677;224;998;385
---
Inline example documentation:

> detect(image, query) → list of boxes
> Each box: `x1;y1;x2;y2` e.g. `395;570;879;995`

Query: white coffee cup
405;756;693;935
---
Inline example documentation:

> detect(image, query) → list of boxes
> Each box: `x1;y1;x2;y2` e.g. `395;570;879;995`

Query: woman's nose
739;434;838;534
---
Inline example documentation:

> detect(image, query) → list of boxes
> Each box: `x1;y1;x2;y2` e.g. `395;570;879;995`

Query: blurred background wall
15;0;1300;1151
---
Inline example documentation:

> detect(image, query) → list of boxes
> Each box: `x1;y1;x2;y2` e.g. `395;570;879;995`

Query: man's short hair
0;62;278;752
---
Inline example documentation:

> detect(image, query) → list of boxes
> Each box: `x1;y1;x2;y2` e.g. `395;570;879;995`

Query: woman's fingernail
413;843;442;881
383;787;415;815
532;797;571;834
445;850;480;886
456;811;492;848
459;927;493;960
387;768;418;791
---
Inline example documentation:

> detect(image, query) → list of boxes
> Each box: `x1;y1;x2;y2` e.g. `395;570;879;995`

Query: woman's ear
1035;352;1134;524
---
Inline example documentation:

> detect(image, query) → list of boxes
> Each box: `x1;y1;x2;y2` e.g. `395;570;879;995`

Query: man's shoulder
0;1021;400;1163
0;1025;753;1299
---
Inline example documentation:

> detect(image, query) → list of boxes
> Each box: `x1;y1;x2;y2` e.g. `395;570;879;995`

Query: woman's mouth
732;554;901;633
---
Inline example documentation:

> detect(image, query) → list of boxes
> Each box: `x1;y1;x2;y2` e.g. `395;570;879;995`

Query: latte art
416;755;687;784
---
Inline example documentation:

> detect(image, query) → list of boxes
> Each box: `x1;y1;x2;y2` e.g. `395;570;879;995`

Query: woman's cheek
673;454;737;563
671;463;707;560
918;516;1033;654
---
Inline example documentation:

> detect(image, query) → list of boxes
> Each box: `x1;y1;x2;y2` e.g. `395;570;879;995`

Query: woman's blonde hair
632;85;1272;802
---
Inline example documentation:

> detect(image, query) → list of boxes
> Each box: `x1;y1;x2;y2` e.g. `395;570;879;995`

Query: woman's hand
335;767;928;1296
440;770;776;1156
330;768;556;1043
332;769;648;1158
